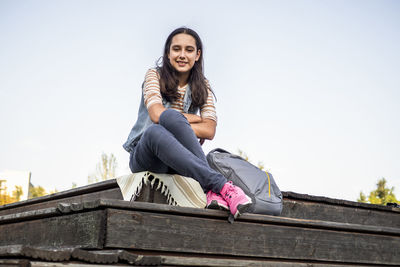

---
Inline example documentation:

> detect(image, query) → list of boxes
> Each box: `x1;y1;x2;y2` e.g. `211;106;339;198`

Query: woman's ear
195;49;201;61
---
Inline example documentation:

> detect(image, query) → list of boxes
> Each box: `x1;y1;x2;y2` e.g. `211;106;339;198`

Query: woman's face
168;33;200;75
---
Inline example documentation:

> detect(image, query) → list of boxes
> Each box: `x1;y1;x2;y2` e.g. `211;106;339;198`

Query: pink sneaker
206;191;229;210
220;181;252;218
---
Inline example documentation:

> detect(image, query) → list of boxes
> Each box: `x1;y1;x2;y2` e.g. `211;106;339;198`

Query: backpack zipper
265;171;271;197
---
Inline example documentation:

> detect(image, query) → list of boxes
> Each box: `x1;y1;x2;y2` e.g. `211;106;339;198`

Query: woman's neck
177;72;189;87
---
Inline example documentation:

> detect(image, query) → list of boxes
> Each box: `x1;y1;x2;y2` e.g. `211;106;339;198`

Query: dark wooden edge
2;198;399;236
0;246;159;265
2;247;389;267
100;199;400;236
0;199;107;224
0;259;30;266
1;177;398;214
0;179;118;211
0;245;73;261
159;254;386;267
283;191;400;213
0;207;60;224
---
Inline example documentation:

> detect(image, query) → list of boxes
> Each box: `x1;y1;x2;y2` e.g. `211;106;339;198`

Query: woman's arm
149;104;215;139
147;103;166;124
190;118;216;140
183;113;202;123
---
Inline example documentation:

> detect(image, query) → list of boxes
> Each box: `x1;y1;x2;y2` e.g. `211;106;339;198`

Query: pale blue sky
1;0;399;201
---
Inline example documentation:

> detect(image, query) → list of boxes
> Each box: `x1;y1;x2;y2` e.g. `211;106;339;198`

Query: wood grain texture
29;262;126;267
283;191;399;212
0;188;122;216
0;259;30;267
105;208;400;265
160;255;383;267
282;200;400;228
95;199;400;236
0;210;106;249
71;249;119;264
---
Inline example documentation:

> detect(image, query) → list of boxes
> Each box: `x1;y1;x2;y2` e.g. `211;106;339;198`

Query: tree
88;153;118;184
0;180;13;205
357;178;398;205
0;182;24;205
29;185;47;199
12;186;23;202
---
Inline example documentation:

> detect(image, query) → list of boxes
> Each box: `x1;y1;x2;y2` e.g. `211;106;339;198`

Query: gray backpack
206;148;283;216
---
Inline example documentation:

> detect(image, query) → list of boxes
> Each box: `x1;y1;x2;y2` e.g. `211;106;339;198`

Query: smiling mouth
177;61;187;66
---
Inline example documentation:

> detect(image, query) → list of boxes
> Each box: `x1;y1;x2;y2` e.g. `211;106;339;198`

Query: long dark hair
157;27;208;108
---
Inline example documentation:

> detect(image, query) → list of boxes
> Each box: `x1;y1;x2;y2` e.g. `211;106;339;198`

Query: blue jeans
129;109;227;193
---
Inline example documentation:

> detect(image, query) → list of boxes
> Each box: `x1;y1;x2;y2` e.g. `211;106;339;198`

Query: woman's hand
190;118;216;140
148;105;216;140
183;113;202;123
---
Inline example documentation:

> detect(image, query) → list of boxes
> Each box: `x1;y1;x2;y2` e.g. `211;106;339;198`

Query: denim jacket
123;83;199;153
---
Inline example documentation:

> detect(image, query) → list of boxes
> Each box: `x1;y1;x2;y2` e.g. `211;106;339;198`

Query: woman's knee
159;109;188;129
141;124;164;145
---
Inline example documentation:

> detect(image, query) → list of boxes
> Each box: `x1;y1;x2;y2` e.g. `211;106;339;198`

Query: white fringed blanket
116;171;206;208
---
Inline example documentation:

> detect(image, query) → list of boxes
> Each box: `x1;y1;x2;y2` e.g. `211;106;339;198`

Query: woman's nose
179;50;186;58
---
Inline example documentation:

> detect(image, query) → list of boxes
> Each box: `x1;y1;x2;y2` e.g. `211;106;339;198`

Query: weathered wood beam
0;259;30;267
29;262;126;267
1;179;398;229
0;180;121;217
71;249;119;264
96;199;400;236
0;210;106;249
160;255;383;267
281;199;400;228
105;208;400;265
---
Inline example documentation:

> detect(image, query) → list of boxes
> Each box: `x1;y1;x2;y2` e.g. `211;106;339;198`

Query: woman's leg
158;109;207;162
129;109;251;218
130;123;226;193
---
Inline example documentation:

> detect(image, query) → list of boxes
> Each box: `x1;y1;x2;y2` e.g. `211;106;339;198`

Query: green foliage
357;178;398;205
0;181;25;205
29;185;47;199
358;191;367;203
12;185;23;201
88;152;118;184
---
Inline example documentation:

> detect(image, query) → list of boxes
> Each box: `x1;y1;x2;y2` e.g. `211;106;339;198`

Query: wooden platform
0;179;399;266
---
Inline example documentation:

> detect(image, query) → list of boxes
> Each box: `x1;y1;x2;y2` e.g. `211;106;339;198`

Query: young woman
123;27;251;219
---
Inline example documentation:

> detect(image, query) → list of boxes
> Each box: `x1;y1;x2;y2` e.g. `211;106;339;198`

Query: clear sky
1;0;399;202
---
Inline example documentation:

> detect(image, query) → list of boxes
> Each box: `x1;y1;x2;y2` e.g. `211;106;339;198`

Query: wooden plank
0;245;72;261
0;187;122;216
71;249;119;264
105;208;400;265
0;245;25;256
30;262;127;267
283;191;400;212
22;247;72;262
0;207;60;224
160;255;381;267
0;179;121;216
282;200;400;228
96;199;400;236
0;259;30;267
0;210;106;249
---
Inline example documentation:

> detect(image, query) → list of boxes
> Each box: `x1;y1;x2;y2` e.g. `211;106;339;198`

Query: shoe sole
207;200;229;211
233;197;253;219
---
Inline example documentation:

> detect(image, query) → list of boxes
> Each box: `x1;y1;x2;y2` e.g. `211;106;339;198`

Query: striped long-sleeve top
143;68;217;123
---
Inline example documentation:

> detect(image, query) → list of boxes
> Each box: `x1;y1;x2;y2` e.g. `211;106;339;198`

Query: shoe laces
224;182;240;198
